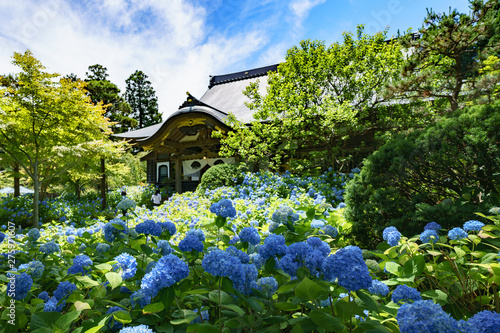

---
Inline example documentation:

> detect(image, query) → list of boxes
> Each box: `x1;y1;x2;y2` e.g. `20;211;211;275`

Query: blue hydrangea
130;289;152;309
420;229;438;244
463;220;485;232
272;205;299;224
27;228;41;240
210;199;237;218
139;254;189;303
54;281;77;301
249;253;265;269
38;291;50;302
0;232;5;243
68;255;93;275
321;246;372;291
250;277;278;298
391;285;422;304
230;263;258;295
107;306;125;331
145;261;157;274
104;219;128;242
96;243;110;253
448;227;468;240
114;253;137;280
368;280;389;297
118;324;155;333
116;198;137;212
229;235;240;244
226;246;250;263
320;225;338;237
465;310;500;333
383;227;401;247
424;222;441;231
19;260;44;279
489;207;500;215
279;242;314;277
135;220;162;237
178;234;204;252
155;240;172;255
191;309;209;324
67;235;75;244
258;234;287;261
306;237;331;257
44;296;66;312
186;228;205;241
40;240;60;254
158;221;176;236
239;227;261;245
397;300;459;333
310;219;326;229
7;273;33;300
202;249;240;277
78;244;87;253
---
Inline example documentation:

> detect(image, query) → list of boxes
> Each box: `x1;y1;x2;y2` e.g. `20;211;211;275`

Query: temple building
114;64;278;193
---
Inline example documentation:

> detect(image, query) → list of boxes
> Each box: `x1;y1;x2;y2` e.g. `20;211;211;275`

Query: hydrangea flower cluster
114;253;137;280
419;229;438;244
202;249;241;277
39;240;60;254
226;246;250;263
448;227;468;240
118;324;155;333
397;300;459;333
96;243;110;253
158;221;176;236
258;234;287;261
27;228;41;240
7;272;33;300
463;220;485;232
322;246;372;291
186;228;205;241
116;198;137;212
104;218;128;242
136;254;189;307
391;285;422;304
106;306;125;331
18;260;44;279
238;227;261;245
210;198;237;218
423;222;441;231
250;277;278;298
155;240;172;255
368;280;389;297
135;220;162;237
230;263;258;295
178;234;204;252
310;219;326;229
465;310;500;333
191;309;209;324
271;205;299;224
320;225;338;237
67;255;93;275
383;227;401;247
54;281;77;301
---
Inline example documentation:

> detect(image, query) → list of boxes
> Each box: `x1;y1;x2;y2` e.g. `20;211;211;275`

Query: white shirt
151;193;162;205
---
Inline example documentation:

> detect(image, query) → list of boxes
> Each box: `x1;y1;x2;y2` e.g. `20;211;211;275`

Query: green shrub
198;163;243;192
344;101;500;248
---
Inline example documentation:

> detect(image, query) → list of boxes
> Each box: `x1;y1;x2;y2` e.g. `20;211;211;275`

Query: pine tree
124;70;162;129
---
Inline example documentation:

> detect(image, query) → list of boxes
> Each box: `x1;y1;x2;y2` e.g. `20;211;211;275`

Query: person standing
151;190;162;207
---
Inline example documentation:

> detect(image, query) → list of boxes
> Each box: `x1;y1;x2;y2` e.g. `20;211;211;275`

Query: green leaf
170;310;198;325
94;263;113;271
294;277;327;301
263;316;288;324
143;302;165;314
355;289;379;313
75;275;100;287
30;312;62;331
334;300;365;322
384;262;401;276
84;326;105;333
74;301;91;311
275;302;301;311
105;272;123;290
403;256;425;276
112;223;125;230
187;323;219;333
421;290;449;305
222;304;245;316
113;311;132;324
208;290;233;305
309;310;346;332
306;208;316;219
140;244;154;256
55;310;82;331
160;287;176;309
290;323;304;333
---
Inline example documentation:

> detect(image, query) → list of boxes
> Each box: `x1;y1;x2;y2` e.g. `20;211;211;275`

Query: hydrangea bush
0;171;499;332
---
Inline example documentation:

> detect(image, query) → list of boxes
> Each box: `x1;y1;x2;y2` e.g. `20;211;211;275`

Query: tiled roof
208;64;278;88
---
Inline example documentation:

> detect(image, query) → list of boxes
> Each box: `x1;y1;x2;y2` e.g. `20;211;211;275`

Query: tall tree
388;0;500;111
0;50;114;226
125;70;162;129
217;26;405;172
85;64;137;134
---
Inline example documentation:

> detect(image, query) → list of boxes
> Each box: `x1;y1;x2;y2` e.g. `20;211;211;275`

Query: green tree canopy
85;64;137;134
217;26;404;172
0;50;115;226
388;0;500;112
125;70;162;129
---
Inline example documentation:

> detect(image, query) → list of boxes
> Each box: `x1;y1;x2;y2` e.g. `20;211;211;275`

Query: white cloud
289;0;327;26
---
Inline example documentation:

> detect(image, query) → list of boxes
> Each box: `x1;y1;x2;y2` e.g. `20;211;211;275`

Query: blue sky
0;0;472;118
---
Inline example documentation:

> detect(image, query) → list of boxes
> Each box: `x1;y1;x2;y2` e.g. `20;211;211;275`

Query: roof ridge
208;63;279;88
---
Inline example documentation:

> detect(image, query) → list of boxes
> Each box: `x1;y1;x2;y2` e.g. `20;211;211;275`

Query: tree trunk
13;163;20;197
101;158;106;210
32;163;40;228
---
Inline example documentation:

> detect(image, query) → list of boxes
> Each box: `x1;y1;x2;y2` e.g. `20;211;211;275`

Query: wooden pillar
13;163;20;197
100;158;106;210
175;155;182;194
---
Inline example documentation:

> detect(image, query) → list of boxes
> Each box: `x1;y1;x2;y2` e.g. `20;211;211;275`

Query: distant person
121;190;127;198
151;190;162;207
